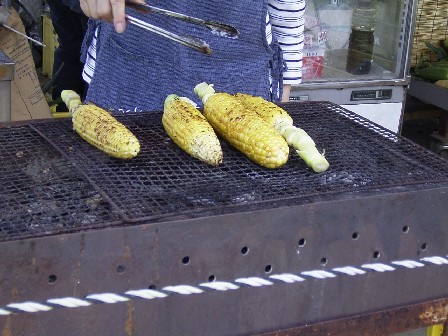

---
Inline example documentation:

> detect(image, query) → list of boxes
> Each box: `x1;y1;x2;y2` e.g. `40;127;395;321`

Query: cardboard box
0;7;51;120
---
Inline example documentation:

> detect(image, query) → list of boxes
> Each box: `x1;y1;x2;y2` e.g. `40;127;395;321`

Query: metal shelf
408;76;448;155
408;77;448;111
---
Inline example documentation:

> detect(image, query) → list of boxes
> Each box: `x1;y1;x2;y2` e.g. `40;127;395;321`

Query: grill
1;101;448;335
2;101;448;241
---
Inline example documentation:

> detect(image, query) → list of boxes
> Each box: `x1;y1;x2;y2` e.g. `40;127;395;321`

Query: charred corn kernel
61;90;140;159
163;94;223;166
234;93;329;173
194;83;289;169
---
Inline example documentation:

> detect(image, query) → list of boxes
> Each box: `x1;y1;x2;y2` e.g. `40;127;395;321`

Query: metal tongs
0;4;45;46
124;1;239;55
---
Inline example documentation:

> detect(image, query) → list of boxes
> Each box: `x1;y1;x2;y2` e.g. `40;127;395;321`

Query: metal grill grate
2;101;448;241
0;126;121;242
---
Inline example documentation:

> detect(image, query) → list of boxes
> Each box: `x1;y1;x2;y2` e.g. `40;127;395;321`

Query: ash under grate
30;101;448;224
0;126;121;242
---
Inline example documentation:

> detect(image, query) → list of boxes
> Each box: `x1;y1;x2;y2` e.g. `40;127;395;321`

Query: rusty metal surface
255;297;448;336
419;302;448;327
1;185;448;335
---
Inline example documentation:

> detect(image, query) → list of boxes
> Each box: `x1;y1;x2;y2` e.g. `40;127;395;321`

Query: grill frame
1;101;448;335
1;183;448;335
2;101;448;242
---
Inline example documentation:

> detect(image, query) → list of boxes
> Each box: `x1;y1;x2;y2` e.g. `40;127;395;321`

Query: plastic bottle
346;0;377;75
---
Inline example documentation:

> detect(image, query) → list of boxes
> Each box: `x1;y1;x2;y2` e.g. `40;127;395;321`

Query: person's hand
80;0;144;33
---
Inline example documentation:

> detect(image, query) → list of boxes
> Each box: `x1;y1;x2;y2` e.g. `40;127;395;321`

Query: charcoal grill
1;101;448;335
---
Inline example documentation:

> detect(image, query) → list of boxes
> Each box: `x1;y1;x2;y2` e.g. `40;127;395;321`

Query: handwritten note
0;7;51;121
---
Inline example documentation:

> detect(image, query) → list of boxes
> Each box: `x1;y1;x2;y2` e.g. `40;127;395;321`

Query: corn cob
194;83;289;169
234;93;329;173
61;90;140;159
163;94;223;165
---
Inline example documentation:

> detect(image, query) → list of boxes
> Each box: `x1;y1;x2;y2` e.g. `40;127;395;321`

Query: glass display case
290;0;418;133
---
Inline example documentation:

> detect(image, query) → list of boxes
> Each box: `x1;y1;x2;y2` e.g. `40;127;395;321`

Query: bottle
346;0;376;75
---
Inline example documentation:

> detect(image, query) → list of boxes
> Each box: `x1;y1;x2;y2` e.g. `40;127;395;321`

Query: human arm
267;0;306;101
79;0;144;33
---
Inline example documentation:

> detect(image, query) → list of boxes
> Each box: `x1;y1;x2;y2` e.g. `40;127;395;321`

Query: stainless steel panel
0;50;14;122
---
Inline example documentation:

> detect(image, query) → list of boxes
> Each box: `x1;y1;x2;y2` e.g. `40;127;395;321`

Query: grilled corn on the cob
163;94;223;165
234;93;294;128
234;93;329;173
61;90;140;159
194;83;289;169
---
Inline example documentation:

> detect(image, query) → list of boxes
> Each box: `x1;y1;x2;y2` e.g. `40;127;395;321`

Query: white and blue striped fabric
266;0;305;85
83;0;305;87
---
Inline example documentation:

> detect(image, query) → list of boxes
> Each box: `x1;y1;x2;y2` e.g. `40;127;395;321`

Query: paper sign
302;48;325;79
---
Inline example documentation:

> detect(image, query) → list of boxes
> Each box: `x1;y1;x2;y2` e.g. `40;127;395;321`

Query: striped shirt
83;0;305;86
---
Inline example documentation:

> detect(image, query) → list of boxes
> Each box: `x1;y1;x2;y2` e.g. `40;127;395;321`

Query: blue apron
81;0;284;111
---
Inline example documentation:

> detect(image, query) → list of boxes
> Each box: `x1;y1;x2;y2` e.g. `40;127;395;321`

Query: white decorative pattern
361;263;396;272
7;302;53;313
332;266;366;276
0;255;447;316
235;277;274;287
421;256;448;265
86;293;130;303
47;297;92;308
163;285;204;295
199;281;240;291
301;270;337;279
125;289;168;300
391;260;425;268
269;273;305;283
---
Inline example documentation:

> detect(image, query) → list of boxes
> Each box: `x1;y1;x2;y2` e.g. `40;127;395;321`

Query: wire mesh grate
0;126;121;242
3;101;448;241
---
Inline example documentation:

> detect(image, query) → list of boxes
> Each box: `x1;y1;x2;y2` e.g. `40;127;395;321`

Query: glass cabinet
290;0;418;133
299;0;415;83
